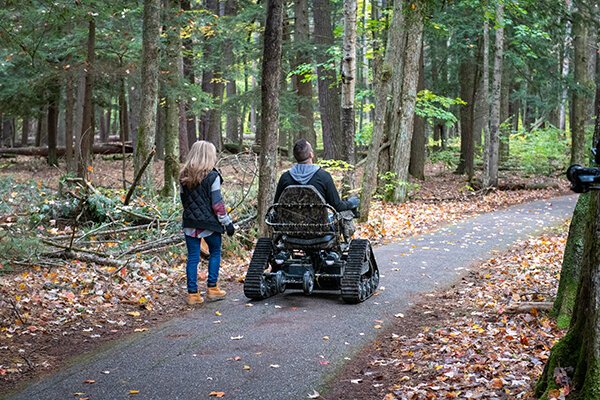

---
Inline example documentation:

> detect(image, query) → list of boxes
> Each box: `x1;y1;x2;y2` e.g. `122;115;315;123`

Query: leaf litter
324;227;568;400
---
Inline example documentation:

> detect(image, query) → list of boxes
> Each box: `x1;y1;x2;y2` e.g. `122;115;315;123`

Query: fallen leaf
215;311;222;316
83;379;96;384
209;391;225;398
129;390;140;395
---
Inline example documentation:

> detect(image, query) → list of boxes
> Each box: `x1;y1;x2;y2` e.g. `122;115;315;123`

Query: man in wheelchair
243;139;379;303
274;139;359;214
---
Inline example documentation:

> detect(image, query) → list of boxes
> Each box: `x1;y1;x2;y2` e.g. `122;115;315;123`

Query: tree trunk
483;5;503;188
47;86;60;167
20;116;29;147
472;29;487;152
181;0;197;149
224;0;240;146
35;110;44;147
257;0;283;236
162;0;180;198
155;88;165;160
409;47;426;181
560;0;573;131
65;67;75;171
341;0;357;167
77;19;96;180
570;4;590;166
536;191;600;399
292;0;316;146
313;0;342;159
178;38;189;162
119;78;130;144
455;54;476;178
135;0;161;192
595;45;600;143
499;43;510;162
553;193;590;329
389;5;424;203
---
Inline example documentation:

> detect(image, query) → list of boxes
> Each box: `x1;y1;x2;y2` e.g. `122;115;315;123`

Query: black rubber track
243;237;274;300
341;239;378;303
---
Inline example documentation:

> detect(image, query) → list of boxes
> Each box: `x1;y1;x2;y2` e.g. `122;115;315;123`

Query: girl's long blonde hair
179;141;217;188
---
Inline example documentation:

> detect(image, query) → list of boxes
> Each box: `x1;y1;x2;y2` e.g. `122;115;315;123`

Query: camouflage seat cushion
268;185;338;237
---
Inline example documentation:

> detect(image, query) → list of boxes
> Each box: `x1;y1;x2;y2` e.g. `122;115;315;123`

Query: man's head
293;139;314;164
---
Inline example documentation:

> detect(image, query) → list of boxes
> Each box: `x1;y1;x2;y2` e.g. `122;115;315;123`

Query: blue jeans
185;232;222;293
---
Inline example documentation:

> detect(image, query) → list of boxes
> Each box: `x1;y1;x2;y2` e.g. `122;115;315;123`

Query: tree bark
162;0;181;198
313;0;342;159
536;191;600;399
181;0;197;149
409;47;426;181
119;78;130;143
483;5;503;188
292;0;316;146
77;19;96;180
135;0;161;192
389;4;424;203
553;193;590;329
499;41;510;161
224;0;240;146
560;0;573;131
359;0;395;219
47;86;60;167
472;29;487;152
456;53;476;179
341;0;357;167
20;115;29;147
570;4;590;166
257;0;284;235
65;66;75;171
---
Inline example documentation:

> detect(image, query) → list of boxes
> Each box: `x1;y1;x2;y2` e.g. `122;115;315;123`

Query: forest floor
0;155;571;398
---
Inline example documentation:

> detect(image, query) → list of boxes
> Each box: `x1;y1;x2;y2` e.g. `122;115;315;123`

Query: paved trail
4;195;577;400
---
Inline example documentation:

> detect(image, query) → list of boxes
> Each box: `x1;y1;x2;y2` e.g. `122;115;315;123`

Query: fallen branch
119;234;182;257
0;143;133;157
46;249;125;267
41;239;111;258
504;301;553;314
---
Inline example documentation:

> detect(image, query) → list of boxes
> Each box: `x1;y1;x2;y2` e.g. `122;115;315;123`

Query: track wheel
303;270;314;295
244;238;275;300
341;239;378;304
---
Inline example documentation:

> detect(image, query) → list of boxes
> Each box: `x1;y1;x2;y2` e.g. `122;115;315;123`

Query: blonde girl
180;141;235;305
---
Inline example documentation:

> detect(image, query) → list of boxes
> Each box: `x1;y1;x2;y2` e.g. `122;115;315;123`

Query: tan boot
206;285;226;301
187;292;204;305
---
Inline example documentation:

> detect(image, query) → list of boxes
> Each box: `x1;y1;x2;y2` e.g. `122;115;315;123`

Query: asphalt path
4;195;577;400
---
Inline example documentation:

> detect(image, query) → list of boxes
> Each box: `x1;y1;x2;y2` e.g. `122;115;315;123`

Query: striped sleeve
210;178;232;226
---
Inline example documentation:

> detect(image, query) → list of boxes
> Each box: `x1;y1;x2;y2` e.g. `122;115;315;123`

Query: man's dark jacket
180;169;224;233
274;167;354;212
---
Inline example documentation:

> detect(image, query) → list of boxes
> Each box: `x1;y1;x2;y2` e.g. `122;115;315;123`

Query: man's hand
225;223;236;237
348;196;360;209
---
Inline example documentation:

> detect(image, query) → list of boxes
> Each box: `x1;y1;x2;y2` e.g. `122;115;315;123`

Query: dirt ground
0;154;570;396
